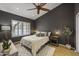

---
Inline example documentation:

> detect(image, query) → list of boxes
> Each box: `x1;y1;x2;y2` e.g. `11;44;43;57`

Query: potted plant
2;40;11;55
63;26;73;49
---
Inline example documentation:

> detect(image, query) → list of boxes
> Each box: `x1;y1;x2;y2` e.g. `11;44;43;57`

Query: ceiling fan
27;3;50;14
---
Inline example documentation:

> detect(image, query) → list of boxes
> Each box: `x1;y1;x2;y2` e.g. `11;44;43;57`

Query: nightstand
50;35;60;46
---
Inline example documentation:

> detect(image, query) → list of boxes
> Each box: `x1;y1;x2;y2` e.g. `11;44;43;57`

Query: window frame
11;20;31;37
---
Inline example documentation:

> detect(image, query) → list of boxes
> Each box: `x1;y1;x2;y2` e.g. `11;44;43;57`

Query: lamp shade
55;30;61;35
1;26;10;30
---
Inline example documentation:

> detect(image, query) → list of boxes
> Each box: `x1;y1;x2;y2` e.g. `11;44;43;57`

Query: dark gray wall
0;10;35;42
0;3;76;47
36;3;75;47
75;3;79;14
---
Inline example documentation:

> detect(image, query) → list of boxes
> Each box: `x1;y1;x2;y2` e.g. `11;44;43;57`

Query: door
76;13;79;52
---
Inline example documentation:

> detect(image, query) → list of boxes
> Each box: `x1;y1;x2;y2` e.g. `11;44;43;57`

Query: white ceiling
0;3;61;20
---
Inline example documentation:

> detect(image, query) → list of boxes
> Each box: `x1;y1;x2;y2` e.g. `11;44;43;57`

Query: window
12;20;31;37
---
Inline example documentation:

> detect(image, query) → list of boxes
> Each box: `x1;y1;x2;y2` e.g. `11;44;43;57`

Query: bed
20;32;51;56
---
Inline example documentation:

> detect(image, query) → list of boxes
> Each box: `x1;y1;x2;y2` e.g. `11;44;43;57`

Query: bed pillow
47;32;51;37
36;33;46;37
40;32;47;36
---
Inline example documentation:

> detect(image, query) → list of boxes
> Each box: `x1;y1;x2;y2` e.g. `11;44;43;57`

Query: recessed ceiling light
33;14;38;16
33;15;35;16
16;8;19;10
33;14;37;16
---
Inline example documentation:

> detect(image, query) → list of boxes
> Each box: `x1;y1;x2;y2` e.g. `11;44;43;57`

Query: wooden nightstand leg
56;40;59;46
50;40;52;44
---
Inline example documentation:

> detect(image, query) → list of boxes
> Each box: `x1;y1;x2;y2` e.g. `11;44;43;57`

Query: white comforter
20;35;49;56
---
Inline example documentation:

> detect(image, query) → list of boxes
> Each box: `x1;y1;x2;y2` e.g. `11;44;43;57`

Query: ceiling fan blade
41;8;50;11
27;8;36;10
33;3;37;7
40;3;47;6
37;9;40;14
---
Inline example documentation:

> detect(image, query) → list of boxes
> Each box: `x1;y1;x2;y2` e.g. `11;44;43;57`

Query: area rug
15;44;55;56
37;46;55;56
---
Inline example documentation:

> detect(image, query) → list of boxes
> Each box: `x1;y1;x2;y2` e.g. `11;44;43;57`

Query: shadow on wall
0;31;11;42
0;24;11;42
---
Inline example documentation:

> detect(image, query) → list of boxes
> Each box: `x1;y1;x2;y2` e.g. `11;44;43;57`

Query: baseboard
59;44;65;47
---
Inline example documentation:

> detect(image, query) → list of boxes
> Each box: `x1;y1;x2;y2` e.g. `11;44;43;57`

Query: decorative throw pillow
36;33;45;37
40;32;47;36
40;33;45;36
36;33;41;37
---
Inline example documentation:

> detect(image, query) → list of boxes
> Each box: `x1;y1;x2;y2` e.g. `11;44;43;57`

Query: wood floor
14;41;79;56
49;44;79;56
